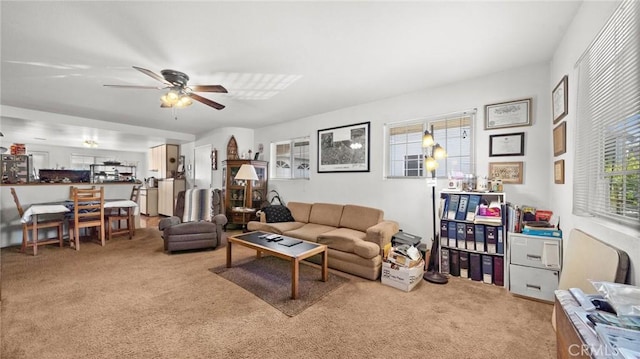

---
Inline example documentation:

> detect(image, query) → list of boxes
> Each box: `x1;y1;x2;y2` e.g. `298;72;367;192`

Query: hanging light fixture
83;139;98;148
160;89;193;108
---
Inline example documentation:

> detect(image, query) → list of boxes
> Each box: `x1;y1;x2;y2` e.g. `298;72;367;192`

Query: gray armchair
158;188;227;253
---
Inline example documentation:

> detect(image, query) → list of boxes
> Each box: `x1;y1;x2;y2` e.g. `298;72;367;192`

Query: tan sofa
247;202;399;280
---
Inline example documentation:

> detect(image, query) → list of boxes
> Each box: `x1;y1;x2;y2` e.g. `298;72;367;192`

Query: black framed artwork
489;132;525;157
317;122;370;173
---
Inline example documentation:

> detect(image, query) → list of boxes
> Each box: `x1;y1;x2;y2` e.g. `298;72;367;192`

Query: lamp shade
433;144;447;159
235;164;259;181
422;130;434;148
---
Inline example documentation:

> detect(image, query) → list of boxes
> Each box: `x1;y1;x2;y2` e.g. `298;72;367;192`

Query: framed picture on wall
317;122;370;173
553;122;567;156
488;161;524;184
554;159;565;184
484;98;532;130
489;132;525;157
552;75;568;124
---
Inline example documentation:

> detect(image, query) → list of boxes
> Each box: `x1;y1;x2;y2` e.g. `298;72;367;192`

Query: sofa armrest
212;214;228;226
164;221;217;236
159;216;181;231
365;220;400;255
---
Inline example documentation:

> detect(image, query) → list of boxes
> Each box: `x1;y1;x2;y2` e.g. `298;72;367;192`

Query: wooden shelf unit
222;160;268;226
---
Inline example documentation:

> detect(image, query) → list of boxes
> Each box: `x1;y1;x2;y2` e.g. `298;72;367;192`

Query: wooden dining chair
10;187;65;255
69;186;105;250
106;184;140;240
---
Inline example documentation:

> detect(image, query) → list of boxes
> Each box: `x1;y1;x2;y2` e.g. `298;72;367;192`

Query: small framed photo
553;75;568;124
553;122;567;157
489;161;524;184
484;98;532;130
211;148;218;170
489;132;525;157
554;159;565;184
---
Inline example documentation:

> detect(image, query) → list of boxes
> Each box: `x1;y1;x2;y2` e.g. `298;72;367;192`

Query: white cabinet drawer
509;264;559;302
509;233;561;270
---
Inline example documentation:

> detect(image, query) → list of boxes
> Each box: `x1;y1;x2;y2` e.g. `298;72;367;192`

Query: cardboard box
381;260;424;292
386;249;422;268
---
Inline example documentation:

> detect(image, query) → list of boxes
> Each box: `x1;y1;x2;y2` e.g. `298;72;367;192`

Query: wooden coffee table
226;231;328;299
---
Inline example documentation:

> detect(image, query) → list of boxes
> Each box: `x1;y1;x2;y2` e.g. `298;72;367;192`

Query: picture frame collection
483;74;569;185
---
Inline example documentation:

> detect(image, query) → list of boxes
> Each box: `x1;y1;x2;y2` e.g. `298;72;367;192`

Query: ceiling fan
104;66;228;110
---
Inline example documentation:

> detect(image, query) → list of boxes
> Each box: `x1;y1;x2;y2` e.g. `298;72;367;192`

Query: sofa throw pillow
263;205;295;223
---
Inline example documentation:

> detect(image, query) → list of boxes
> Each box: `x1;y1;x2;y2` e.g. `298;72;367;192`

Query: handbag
260;190;294;223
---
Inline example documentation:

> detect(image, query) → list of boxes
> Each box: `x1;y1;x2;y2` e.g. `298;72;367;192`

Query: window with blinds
270;137;310;179
386;111;475;178
574;0;639;228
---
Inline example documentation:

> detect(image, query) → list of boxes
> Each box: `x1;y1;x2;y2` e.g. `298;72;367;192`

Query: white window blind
574;0;639;228
386;111;475;178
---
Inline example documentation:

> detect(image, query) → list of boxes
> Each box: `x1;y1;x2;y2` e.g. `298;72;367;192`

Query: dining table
21;199;139;254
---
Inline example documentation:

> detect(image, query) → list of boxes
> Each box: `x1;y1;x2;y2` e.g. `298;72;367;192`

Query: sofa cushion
247;221;305;235
353;241;380;259
262;205;295;223
309;203;344;227
288;202;312;223
339;204;383;232
283;223;336;242
317;228;367;254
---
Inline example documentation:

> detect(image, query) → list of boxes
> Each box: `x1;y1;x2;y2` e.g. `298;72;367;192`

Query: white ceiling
0;1;582;153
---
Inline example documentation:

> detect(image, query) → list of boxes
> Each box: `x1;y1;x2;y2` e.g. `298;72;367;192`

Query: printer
391;230;422;248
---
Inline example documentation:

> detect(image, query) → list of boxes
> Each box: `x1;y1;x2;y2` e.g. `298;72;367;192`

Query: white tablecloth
21;205;70;223
104;200;140;215
21;200;139;223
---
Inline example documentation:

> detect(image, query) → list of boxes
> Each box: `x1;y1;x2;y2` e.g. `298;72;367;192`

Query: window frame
269;136;310;180
385;110;476;179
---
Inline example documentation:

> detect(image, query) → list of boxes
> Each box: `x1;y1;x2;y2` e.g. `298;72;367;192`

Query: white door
194;145;212;189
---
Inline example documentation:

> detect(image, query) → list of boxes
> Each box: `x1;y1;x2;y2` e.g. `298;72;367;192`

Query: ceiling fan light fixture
176;95;192;108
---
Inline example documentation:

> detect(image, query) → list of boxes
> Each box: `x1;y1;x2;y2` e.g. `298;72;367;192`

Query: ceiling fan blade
104;84;165;89
190;93;225;110
190;85;228;93
132;66;172;86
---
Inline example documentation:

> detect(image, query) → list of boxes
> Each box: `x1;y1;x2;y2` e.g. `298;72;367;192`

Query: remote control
266;234;280;240
569;288;596;311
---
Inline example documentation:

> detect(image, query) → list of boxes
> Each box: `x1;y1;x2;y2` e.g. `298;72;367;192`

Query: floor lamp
422;128;449;285
234;164;259;230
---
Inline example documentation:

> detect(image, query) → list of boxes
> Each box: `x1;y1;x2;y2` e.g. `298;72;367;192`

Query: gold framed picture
554;159;565;184
553;122;566;156
488;161;524;184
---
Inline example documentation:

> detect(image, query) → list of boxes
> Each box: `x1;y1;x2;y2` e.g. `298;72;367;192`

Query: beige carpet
212;256;349;317
1;228;557;359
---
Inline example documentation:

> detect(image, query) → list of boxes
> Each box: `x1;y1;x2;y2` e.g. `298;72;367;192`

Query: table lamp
234;164;259;229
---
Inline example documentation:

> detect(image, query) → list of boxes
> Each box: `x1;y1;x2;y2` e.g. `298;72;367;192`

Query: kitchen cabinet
149;144;179;179
222;160;268;226
140;187;158;216
158;178;185;216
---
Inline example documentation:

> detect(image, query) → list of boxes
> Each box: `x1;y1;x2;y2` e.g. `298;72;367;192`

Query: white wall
186;127;254;191
549;0;639;285
252;62;553;246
